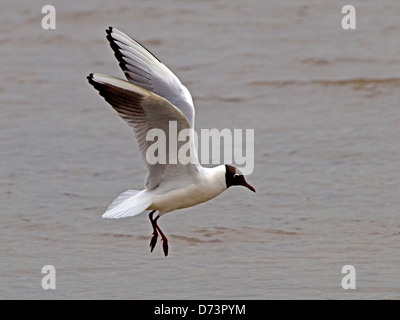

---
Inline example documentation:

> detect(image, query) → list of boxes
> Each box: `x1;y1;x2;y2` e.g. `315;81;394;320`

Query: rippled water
1;0;400;299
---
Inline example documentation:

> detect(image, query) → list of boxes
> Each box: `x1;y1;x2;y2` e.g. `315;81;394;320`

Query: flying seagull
87;27;255;257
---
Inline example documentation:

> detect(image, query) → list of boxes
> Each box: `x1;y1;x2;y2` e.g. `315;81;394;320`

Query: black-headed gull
87;27;255;256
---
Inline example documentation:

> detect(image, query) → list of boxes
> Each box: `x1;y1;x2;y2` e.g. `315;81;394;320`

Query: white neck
202;165;227;193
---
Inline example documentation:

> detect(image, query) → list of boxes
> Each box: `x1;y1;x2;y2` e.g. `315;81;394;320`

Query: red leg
154;215;168;257
149;210;158;252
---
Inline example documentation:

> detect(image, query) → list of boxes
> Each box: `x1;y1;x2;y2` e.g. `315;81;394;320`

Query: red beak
243;181;256;193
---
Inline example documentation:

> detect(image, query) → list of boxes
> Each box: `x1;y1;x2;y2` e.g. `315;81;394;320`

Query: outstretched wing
87;73;199;190
106;27;195;129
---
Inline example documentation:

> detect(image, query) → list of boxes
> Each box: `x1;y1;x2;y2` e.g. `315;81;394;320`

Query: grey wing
106;27;195;129
87;73;199;190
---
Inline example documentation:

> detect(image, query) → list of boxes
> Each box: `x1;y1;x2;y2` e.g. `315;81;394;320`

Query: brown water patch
170;234;205;244
101;233;134;239
249;78;400;88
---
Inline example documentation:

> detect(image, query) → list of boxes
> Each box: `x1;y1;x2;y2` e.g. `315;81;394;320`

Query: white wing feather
106;27;195;129
102;190;152;219
106;27;201;170
87;73;200;190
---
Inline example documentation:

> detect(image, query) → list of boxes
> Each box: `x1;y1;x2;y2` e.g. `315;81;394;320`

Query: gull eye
233;174;240;179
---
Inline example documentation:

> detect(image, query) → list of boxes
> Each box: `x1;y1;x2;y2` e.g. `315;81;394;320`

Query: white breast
148;165;227;215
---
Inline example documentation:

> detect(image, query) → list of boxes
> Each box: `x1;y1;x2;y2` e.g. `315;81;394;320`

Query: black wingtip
87;73;93;81
105;29;131;77
87;73;96;87
105;27;162;64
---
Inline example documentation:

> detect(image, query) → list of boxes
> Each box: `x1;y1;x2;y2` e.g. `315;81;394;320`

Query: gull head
225;165;256;193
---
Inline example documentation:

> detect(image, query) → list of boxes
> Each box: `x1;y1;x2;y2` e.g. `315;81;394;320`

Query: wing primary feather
88;27;203;186
106;26;161;65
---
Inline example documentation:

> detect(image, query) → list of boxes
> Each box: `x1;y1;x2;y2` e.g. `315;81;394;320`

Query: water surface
1;0;399;299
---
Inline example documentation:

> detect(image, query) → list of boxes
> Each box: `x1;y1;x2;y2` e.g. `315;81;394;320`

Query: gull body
148;165;227;214
87;27;255;256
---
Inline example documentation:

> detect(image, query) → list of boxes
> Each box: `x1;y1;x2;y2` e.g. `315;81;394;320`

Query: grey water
1;0;400;299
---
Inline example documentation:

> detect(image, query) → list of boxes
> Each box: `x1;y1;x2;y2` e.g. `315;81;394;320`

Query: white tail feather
102;189;152;219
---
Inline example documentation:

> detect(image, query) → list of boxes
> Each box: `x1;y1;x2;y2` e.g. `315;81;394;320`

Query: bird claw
150;232;158;252
162;237;169;257
149;210;168;257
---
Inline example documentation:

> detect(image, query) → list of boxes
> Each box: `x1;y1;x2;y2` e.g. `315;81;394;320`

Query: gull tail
102;190;152;219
